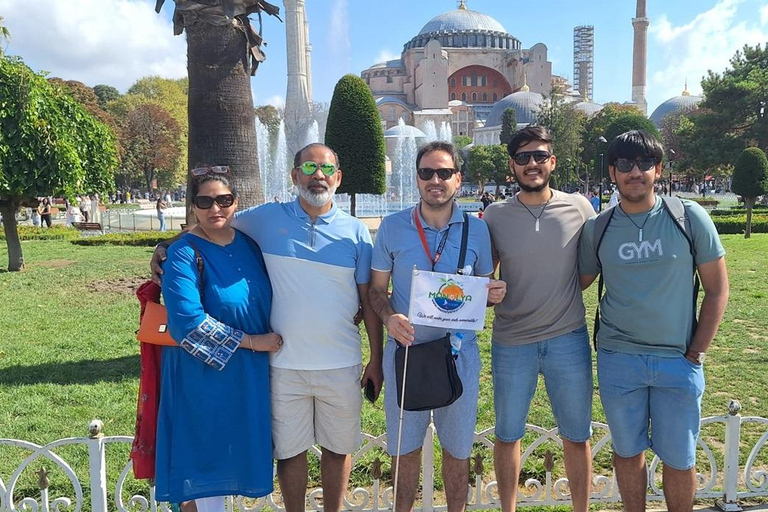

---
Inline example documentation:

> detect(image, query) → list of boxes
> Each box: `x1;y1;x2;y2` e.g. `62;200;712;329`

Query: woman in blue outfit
157;168;282;512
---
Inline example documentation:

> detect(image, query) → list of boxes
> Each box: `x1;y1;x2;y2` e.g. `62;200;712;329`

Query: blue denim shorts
597;347;705;470
491;325;593;443
383;337;481;459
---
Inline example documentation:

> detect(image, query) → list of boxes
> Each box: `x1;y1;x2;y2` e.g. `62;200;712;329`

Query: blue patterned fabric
156;231;273;502
179;315;244;369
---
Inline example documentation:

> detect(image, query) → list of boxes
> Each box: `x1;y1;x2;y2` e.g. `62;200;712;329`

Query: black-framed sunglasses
300;161;338;176
191;165;230;176
614;158;658;173
193;194;235;209
512;151;552;166
417;167;457;181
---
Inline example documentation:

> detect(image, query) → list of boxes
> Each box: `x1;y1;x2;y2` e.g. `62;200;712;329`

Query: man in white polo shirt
152;144;383;512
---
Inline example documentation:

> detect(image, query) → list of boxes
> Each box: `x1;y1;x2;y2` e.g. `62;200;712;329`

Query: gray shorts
383;339;480;460
270;364;363;460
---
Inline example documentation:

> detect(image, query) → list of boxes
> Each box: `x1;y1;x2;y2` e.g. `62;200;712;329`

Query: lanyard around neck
413;208;451;271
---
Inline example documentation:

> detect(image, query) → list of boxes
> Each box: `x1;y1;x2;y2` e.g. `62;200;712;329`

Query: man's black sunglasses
614;158;658;173
512;151;552;166
193;194;235;209
417;167;457;181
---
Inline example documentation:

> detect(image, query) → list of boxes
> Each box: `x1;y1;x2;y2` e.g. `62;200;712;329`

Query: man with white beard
151;143;383;512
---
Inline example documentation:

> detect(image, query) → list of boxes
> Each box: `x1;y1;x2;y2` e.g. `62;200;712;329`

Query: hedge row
0;226;80;241
70;231;180;246
711;206;768;216
712;216;768;234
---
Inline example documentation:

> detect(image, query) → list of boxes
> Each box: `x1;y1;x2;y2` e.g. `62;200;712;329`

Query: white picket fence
2;401;768;512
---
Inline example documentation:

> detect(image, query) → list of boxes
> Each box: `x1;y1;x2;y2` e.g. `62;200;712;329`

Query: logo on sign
429;278;472;313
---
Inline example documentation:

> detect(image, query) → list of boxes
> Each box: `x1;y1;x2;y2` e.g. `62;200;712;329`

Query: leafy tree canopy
325;74;386;215
0;56;117;270
466;144;509;191
93;84;121;110
678;44;768;173
603;111;659;144
537;94;587;186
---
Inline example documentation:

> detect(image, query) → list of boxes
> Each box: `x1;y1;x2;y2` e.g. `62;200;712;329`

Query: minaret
283;0;312;148
631;0;649;115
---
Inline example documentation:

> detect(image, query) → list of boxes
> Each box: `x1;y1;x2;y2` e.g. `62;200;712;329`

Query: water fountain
303;120;320;147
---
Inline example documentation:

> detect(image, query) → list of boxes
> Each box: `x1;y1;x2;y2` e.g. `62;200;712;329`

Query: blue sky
1;0;768;116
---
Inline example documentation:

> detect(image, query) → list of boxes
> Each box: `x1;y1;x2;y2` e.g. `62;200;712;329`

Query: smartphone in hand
364;379;376;403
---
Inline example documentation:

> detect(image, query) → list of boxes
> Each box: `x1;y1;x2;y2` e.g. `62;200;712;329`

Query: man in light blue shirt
579;130;729;512
369;141;506;512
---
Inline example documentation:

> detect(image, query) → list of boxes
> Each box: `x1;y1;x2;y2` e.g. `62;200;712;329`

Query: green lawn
1;234;767;506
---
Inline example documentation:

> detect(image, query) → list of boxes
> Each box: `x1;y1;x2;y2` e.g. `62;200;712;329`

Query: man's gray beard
297;182;337;207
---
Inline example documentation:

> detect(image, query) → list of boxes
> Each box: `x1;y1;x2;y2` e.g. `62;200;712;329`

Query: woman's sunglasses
191;165;230;176
193;194;235;209
300;161;338;176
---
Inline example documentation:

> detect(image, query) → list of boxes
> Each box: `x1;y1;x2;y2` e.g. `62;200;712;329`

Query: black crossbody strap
457;211;469;274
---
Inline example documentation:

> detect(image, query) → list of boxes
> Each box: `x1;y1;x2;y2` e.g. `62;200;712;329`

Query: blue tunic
156;231;273;503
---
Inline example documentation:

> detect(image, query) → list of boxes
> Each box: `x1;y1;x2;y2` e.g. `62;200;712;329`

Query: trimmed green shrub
71;231;180;246
0;226;79;241
711;206;768;216
325;74;386;216
712;215;768;234
684;197;719;207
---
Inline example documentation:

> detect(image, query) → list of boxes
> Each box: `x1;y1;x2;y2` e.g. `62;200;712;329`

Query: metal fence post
716;400;743;511
86;420;108;512
421;421;435;512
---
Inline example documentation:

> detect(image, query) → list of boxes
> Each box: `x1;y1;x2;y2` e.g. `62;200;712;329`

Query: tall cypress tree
325;74;386;216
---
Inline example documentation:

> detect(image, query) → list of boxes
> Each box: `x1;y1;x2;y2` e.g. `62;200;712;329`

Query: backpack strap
591;206;616;348
660;196;699;333
457;211;470;274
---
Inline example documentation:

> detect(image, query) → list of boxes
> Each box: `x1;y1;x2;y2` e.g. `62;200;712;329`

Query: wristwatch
685;350;706;365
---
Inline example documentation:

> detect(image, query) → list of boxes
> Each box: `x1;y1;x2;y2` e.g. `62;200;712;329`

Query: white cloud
0;0;186;91
375;49;399;64
648;0;768;111
761;4;768;26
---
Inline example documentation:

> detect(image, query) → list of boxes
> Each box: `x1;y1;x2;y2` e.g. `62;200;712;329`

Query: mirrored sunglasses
193;194;235;209
417;167;457;181
512;151;552;166
614;158;658;173
191;165;230;176
300;161;337;176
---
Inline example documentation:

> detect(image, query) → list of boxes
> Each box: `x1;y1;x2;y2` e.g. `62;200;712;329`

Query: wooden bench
72;222;103;233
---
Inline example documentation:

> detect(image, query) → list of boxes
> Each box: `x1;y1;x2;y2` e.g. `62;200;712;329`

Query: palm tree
155;1;281;211
0;16;11;55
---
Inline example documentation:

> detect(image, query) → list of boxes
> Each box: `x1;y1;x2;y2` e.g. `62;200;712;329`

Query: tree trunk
0;200;24;271
185;15;263;215
745;196;755;239
350;193;356;217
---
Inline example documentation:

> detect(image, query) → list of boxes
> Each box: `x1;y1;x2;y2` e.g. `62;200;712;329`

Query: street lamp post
597;136;607;212
668;149;676;196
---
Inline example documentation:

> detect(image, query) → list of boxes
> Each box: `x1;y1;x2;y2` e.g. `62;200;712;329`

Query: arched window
482;93;488;101
451;92;456;101
450;78;456;87
472;92;477;102
461;92;467;101
493;93;498;101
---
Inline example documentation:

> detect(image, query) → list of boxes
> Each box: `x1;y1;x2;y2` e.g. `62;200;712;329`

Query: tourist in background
38;198;52;228
156;195;168;232
157;168;280;512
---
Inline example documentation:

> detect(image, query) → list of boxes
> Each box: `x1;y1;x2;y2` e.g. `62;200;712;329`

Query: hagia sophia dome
417;9;506;37
485;89;545;127
650;84;703;127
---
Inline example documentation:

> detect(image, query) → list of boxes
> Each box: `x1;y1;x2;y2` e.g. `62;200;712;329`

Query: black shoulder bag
394;212;469;411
